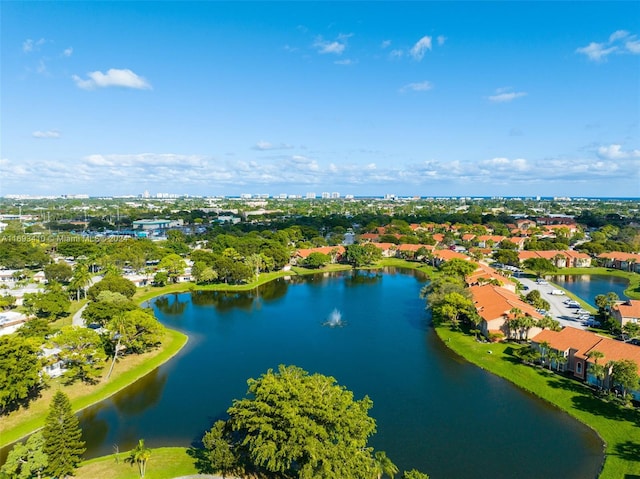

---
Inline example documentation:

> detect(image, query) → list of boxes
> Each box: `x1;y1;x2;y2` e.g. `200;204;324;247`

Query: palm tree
373;451;398;479
539;340;551;368
69;262;92;300
126;439;151;478
586;350;606;388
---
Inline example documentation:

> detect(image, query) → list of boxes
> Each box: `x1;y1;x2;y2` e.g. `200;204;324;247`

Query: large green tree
48;326;106;384
0;431;48;479
204;365;379;479
0;335;42;413
87;274;136;300
43;391;85;479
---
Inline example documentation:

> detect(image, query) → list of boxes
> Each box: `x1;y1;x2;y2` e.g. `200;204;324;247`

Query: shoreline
3;263;636;478
432;324;639;479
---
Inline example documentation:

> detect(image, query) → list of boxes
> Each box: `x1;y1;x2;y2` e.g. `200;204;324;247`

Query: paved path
72;303;87;326
517;275;589;329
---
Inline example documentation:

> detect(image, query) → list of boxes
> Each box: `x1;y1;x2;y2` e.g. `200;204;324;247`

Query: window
576;362;582;374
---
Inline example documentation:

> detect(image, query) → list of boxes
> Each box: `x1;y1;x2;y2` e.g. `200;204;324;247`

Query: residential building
611;300;640;328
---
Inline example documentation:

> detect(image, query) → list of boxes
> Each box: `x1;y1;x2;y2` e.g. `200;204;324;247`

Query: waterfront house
470;284;543;340
597;252;640;273
531;327;640;400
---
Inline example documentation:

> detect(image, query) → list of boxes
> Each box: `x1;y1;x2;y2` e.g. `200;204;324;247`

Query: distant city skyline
1;1;639;197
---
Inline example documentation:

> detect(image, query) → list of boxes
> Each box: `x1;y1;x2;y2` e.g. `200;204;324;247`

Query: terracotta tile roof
613;300;640;319
295;246;345;259
470;284;542;322
476;235;507;244
432;233;444;242
462;234;476;241
533;327;640;368
433;249;469;261
397;243;434;252
598;252;640;262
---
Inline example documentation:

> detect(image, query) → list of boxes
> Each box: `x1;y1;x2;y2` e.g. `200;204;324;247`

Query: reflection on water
154;293;188;315
550;274;629;307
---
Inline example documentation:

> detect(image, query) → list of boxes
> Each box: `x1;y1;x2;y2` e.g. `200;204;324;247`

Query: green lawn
75;447;199;479
0;328;187;449
435;325;640;479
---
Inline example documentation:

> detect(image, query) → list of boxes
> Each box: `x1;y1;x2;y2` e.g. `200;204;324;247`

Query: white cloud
400;81;433;93
72;68;152;90
609;30;629;42
313;35;351;55
334;59;354;65
22;38;45;53
488;88;527;103
576;42;617;62
253;141;294;151
577;30;640;61
597;144;640;160
626;39;640;54
389;49;404;59
437;35;447;46
63;47;73;57
410;36;432;60
381;40;391;49
32;130;60;139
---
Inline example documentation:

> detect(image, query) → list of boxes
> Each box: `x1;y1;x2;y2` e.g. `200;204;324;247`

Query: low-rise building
611;300;640;328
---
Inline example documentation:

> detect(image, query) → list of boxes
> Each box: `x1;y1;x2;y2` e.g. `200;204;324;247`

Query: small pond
549;274;629;307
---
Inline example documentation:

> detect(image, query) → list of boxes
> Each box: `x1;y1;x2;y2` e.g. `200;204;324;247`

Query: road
517;275;591;330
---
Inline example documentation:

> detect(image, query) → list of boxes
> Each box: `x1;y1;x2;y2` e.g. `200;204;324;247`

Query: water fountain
324;308;343;327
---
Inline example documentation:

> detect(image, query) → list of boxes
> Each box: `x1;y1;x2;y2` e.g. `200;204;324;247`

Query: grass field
75;447;200;479
434;324;640;479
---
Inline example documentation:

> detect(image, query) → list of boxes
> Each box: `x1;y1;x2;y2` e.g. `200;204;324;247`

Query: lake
550;274;629;307
75;269;603;479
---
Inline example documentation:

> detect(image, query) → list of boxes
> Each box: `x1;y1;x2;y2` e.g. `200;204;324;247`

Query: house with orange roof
518;250;591;268
466;264;516;292
369;242;398;257
504;237;527;250
516;219;537;230
432;233;445;243
461;233;476;242
358;233;380;242
611;300;640;328
531;327;640;400
292;246;345;265
470;284;543;340
474;235;507;249
597;252;640;273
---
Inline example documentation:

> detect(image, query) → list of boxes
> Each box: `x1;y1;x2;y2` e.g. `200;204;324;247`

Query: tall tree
0;335;42;413
610;359;639;398
48;326;106;384
201;420;236;478
43;391;85;479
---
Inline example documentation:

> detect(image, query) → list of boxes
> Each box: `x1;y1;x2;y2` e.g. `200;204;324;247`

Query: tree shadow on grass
615;440;640;464
571;394;640;424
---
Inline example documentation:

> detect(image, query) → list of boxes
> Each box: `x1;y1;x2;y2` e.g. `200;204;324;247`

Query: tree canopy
0;335;42;414
202;365;382;479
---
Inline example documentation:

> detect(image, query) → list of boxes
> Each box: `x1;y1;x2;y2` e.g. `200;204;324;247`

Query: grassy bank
75;447;198;479
0;328;187;449
434;325;640;479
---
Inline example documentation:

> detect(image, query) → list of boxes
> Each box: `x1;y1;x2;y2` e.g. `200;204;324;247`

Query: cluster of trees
1;391;85;479
420;259;480;331
198;365;428;479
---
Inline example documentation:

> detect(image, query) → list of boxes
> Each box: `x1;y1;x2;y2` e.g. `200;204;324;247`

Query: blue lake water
74;269;603;479
549;274;629;307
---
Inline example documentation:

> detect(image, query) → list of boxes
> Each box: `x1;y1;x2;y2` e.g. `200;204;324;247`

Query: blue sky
2;1;639;198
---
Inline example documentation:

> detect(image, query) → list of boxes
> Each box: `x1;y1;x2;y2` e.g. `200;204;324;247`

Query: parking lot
517;275;595;330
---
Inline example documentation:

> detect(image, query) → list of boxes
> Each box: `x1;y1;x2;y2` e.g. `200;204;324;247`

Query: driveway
517;275;589;330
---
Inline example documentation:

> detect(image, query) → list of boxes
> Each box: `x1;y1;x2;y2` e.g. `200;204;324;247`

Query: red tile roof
470;284;542;322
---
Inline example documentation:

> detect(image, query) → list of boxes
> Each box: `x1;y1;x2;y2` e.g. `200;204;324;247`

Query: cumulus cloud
488;87;527;103
410;36;432;60
23;38;45;53
577;30;640;61
72;68;152;90
597;144;640;160
400;81;433;93
32;130;61;139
